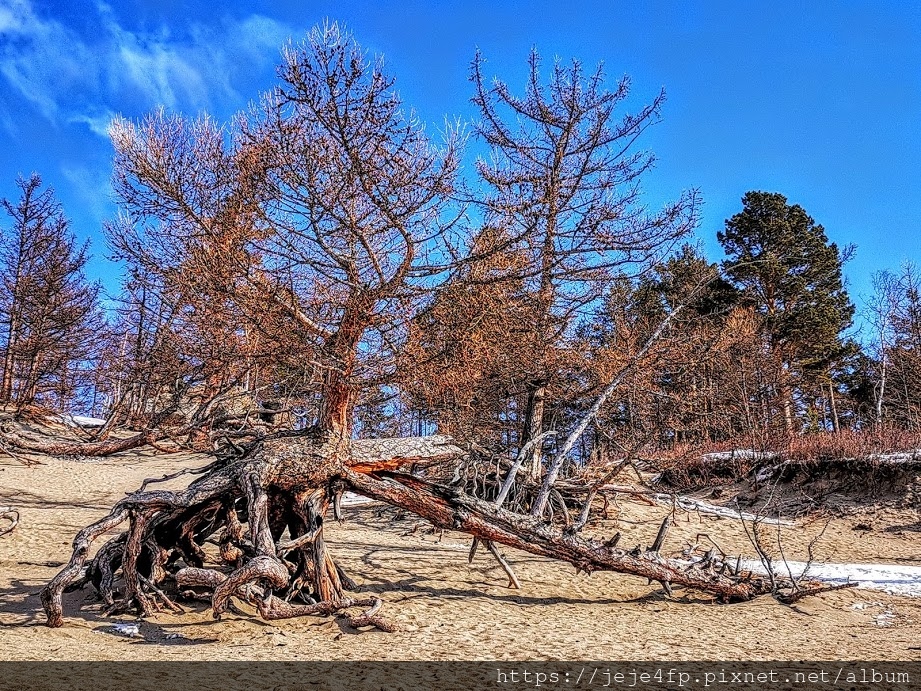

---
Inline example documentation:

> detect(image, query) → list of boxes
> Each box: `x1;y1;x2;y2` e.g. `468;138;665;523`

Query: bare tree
472;50;699;479
866;271;901;426
882;263;921;430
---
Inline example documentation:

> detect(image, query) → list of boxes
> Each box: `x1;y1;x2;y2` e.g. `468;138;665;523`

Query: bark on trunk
344;470;769;602
522;384;546;481
316;292;372;439
1;311;19;402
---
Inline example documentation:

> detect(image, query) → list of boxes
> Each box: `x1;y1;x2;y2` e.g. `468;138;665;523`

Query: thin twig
133;459;222;494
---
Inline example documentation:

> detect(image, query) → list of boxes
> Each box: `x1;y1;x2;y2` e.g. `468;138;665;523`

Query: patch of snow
865;451;921;465
339;492;374;507
875;611;896;627
699;449;780;463
104;623;141;637
754;466;776;483
651;494;795;526
55;414;106;427
741;559;921;597
697;448;921;471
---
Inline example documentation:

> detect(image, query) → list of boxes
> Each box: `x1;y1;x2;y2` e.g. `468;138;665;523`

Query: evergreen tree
718;191;855;431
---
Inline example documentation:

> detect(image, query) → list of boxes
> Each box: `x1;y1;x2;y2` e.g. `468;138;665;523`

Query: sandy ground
2;445;921;660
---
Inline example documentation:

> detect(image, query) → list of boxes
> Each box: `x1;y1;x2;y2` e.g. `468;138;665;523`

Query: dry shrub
652;427;921;489
781;428;921;462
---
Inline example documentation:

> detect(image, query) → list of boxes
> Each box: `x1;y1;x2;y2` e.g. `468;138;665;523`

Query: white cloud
67;110;118;139
60;163;112;222
0;102;15;137
0;5;20;33
0;0;99;122
0;0;293;137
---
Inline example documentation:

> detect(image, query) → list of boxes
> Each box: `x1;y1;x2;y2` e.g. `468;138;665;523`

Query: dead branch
0;506;19;537
495;430;557;508
0;441;43;466
776;581;858;604
532;299;690;516
345;468;779;601
2;427;162;457
484;539;521;589
135;459;224;493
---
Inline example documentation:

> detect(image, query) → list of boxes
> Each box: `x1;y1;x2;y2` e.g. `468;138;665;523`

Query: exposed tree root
40;433;831;632
255;594;395;631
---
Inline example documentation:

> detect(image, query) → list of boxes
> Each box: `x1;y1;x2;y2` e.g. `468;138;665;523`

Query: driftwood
39;431;821;631
0;506;19;537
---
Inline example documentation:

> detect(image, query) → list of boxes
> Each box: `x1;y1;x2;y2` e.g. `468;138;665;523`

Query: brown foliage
0;175;101;411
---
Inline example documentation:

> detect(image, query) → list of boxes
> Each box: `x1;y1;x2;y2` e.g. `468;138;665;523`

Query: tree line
2;23;918;467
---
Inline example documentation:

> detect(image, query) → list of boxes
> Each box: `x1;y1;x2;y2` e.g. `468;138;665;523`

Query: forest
1;24;919;631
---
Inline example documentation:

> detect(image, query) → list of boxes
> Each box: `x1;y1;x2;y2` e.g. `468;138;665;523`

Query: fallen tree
40;430;836;631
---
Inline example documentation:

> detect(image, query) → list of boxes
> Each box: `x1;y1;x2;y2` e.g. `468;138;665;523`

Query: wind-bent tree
718;191;855;433
0;174;101;411
38;28;819;631
471;50;699;479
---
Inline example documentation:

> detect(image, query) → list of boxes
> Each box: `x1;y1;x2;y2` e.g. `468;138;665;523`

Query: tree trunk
1;310;19;403
781;386;794;434
522;384;546;481
828;382;840;434
316;292;372;439
344;469;769;601
876;358;886;427
19;347;41;408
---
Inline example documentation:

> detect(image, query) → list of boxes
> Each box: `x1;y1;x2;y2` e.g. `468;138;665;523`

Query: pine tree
717;191;854;431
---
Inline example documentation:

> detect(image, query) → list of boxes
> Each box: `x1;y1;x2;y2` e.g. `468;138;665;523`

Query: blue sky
1;0;919;330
